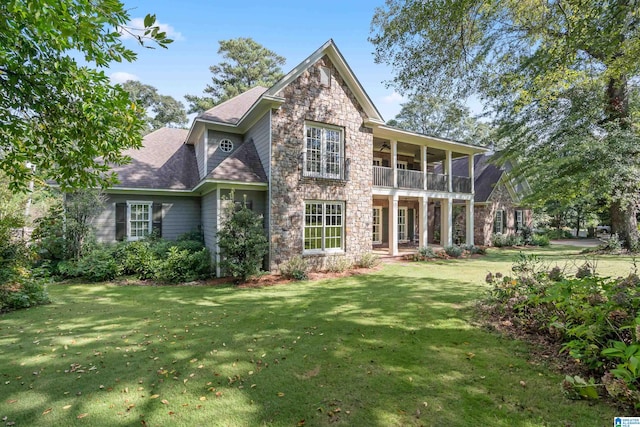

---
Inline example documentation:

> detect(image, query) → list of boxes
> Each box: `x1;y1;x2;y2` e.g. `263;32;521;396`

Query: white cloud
119;17;184;41
110;72;139;84
381;91;405;104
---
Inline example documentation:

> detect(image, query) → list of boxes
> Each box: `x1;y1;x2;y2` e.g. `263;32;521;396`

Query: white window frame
516;210;524;230
398;207;408;242
495;209;504;234
372;207;382;244
127;201;153;241
397;161;408;170
373;157;382;167
219;138;234;153
303;122;344;179
303;201;345;254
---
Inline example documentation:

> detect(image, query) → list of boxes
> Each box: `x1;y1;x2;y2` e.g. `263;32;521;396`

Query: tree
120;80;187;133
1;1;172;192
389;93;490;144
371;1;640;248
185;37;285;112
217;195;268;283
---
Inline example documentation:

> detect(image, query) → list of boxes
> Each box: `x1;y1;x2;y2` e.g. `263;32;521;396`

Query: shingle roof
197;86;269;124
111;128;199;190
205;139;267;183
448;154;505;202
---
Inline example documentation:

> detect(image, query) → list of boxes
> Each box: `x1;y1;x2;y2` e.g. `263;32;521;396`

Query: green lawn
0;245;632;426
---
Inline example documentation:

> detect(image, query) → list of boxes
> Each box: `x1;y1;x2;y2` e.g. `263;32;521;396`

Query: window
398;207;408;242
397;161;408;170
304;201;344;252
219;139;234;153
372;207;381;244
494;209;504;234
128;202;152;240
373;157;382;167
515;210;524;230
304;123;343;179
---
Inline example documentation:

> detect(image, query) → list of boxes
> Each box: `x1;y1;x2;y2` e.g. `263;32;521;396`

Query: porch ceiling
372;138;468;163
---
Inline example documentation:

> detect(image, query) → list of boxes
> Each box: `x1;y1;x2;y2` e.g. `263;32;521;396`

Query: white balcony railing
397;169;423;189
372;167;472;193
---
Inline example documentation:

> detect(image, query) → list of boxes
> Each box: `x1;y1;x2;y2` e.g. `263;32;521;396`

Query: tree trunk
610;199;639;249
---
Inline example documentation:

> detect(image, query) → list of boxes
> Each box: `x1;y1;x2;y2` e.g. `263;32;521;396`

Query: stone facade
473;182;532;246
269;56;373;270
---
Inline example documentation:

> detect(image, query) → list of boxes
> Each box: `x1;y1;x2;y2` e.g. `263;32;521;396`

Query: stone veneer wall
269;55;373;270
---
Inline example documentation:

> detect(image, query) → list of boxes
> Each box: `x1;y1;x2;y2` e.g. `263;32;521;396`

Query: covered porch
372;193;475;256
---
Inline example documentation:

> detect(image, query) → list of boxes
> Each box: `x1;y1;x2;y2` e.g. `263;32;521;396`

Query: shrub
325;256;351;273
491;233;509;247
415;246;436;260
520;226;534;245
217;197;269;282
280;256;309;280
115;240;157;280
357;252;380;269
506;234;523;246
155;247;212;283
444;245;464;258
545;228;574;239
463;245;486;255
599;233;623;252
76;246;121;282
531;234;550;247
0;275;50;312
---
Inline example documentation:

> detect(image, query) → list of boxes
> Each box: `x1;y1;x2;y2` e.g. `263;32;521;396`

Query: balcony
303;153;348;180
372;166;472;193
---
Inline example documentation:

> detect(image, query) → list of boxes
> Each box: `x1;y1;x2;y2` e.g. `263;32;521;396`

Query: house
442;153;532;246
92;40;487;274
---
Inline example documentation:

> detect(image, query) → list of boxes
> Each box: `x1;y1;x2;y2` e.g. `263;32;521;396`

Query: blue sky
109;0;408;121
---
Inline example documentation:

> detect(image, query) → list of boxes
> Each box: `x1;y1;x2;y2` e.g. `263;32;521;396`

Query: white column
466;199;474;246
447;197;453;246
422;146;428;190
445;150;452;193
468;153;475;194
391;140;398;188
215;187;221;277
419;196;429;247
389;195;399;256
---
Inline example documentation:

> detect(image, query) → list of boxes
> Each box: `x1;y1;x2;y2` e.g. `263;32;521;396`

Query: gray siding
94;194;201;243
219;189;267;220
244;111;271;177
201;191;218;254
206;130;244;176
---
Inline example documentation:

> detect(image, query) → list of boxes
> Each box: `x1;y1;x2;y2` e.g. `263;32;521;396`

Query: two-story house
93;40;486;274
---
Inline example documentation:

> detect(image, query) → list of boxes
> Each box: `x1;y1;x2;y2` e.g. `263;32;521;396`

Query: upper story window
320;66;331;87
304;123;343;179
220;139;234;153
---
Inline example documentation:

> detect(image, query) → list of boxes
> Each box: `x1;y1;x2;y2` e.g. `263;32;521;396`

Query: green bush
444;245;464;257
0;272;50;312
76;246;121;282
414;246;436;260
491;233;509;247
325;256;351;273
280;256;309;281
357;252;380;268
545;228;574;239
531;234;550;247
481;257;640;409
115;240;157;280
155;247;212;284
217;200;269;282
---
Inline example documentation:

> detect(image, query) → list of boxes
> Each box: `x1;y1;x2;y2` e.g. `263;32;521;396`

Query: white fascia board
105;188;195;197
192;179;268;196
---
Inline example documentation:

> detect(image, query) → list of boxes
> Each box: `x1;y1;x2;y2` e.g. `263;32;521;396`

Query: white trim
372;206;382;244
495;209;505;234
106;188;194;196
303;122;344;179
215;187;221;278
398;206;408;243
203;129;208;178
373;157;382;167
126;201;153;241
396;160;408;170
303;200;345;254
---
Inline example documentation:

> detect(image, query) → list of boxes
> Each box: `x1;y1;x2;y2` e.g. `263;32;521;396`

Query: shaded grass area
0;246;630;426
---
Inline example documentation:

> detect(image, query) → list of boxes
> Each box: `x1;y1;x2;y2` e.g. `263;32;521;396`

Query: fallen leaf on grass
199;396;206;401
519;380;526;387
150;394;160;399
7;399;17;404
277;392;285;397
42;408;52;415
63;405;71;410
161;399;169;405
77;413;88;419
